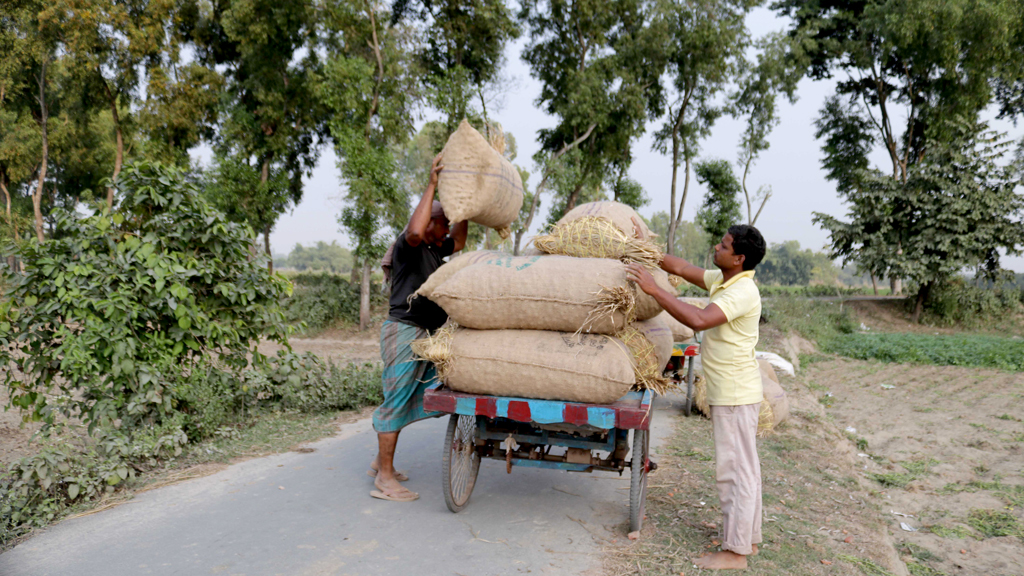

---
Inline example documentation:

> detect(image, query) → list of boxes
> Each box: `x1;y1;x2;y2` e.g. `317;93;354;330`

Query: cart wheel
442;414;481;513
629;428;650;533
683;358;694;417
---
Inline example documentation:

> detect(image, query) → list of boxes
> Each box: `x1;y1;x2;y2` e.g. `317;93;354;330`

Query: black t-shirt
388;233;456;331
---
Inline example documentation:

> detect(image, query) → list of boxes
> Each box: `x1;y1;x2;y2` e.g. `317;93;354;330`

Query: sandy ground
801;358;1024;575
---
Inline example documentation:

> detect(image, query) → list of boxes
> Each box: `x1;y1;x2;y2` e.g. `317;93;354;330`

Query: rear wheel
441;414;481;513
628;429;650;532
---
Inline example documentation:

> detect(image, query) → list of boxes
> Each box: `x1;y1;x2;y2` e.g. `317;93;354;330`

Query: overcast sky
259;7;1024;273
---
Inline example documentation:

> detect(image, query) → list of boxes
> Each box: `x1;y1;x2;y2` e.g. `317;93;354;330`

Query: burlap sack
438;120;524;239
413;327;635;404
559;201;652;240
631;317;674;372
655;298;709;342
614;316;675;394
426;255;672;334
758;359;789;430
417;250;508;300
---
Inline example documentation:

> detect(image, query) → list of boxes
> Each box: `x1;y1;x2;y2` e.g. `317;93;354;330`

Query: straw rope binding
615;326;675;395
410;323;459;383
533;216;663;267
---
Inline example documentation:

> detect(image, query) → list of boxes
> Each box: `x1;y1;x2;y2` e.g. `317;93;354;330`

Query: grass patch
822;333;1024;371
966;509;1024;538
838;554;898;576
928;524;975;539
940;481;1024;508
761;298;858;345
869;458;937;489
907;562;947;576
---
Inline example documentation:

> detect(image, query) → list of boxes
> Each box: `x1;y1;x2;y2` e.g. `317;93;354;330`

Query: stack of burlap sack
413;198;679;405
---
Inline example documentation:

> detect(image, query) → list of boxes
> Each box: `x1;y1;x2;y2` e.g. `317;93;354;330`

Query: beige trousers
710;403;763;556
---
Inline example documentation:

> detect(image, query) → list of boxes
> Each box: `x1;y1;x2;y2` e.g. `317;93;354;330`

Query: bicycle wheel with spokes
441;414;481;513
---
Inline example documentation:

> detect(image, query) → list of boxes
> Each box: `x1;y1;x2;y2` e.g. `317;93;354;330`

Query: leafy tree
652;0;753;255
0;161;290;437
47;0;172;209
728;33;800;226
756;240;837;286
647;211;710;264
778;0;1024;293
401;0;520;137
188;0;329;269
320;0;418;330
518;0;666;235
693;159;742;259
815;119;1024;322
285;241;354;274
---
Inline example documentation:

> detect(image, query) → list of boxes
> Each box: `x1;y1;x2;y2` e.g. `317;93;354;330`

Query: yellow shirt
701;269;762;406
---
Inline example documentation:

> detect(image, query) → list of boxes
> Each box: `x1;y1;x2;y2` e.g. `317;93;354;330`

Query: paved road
0;395;686;576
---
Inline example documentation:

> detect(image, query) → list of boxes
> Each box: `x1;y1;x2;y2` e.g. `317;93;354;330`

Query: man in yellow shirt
627;223;766;570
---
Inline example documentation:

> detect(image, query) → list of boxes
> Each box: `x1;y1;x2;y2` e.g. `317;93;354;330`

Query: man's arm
625;263;728;331
406;154;443;247
450;220;468;252
631;217;706;290
661;254;707;291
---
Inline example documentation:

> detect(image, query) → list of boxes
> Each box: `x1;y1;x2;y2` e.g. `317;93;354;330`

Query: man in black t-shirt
369;154;467;503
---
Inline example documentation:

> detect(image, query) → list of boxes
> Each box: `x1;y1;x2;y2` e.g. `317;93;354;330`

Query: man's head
424;200;450;245
713;224;766;272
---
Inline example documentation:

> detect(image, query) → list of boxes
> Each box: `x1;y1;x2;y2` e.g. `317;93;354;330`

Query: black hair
727;224;766;271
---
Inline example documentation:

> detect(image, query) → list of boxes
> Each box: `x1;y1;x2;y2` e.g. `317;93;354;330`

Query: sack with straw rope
423;255;673;334
412;326;636;404
557;201;653;240
416;250;507;300
615;317;676;395
532;216;663;267
437;120;524;239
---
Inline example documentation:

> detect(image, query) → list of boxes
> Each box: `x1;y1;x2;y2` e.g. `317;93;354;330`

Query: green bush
920;278;1024;326
0;161;292;438
283;272;388;331
260;351;383;412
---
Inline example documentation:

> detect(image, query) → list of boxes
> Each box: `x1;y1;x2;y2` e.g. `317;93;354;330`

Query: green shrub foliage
0;161;291;437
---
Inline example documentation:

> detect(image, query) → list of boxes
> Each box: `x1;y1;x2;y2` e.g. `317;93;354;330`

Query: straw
411;323;459;382
616;326;676;395
580;285;636;335
533;216;663;267
757;401;776;437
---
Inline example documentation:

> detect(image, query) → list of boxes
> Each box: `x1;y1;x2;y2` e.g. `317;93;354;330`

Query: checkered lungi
372;319;443;433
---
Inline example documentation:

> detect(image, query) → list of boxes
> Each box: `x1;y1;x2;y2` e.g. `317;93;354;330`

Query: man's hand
631;216;645;241
429;153;444;187
626;263;660;296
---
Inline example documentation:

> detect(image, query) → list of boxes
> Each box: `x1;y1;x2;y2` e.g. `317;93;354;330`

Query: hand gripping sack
438;120;524;239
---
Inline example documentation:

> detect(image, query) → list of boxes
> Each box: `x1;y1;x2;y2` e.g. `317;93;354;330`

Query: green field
823;333;1024;371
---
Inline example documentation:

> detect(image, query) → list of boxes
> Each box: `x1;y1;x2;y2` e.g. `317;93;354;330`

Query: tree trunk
264;224;273;274
103;79;123;209
667;128;680;256
1;173;16;271
871;274;878;296
890;277;902;296
359;259;371;331
32;63;48;243
911;281;932;323
564;178;585;214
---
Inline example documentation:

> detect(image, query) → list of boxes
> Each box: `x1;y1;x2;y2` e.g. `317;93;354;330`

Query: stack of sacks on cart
412;200;678;405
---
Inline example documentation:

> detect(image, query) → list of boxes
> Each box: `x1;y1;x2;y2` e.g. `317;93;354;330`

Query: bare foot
692;550;748;570
751;544;759;556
